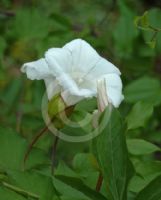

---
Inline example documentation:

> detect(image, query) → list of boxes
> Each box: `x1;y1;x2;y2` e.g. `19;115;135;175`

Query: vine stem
23;125;49;168
95;172;103;192
23;105;74;171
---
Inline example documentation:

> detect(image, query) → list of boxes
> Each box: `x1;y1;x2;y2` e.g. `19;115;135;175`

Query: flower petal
45;48;72;76
61;88;95;106
45;47;95;101
85;57;121;80
44;77;61;100
61;92;85;106
63;39;100;73
45;48;76;97
21;58;51;80
103;74;124;107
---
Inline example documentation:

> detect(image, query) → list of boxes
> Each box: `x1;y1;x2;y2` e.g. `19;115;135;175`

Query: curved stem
23;125;49;168
23;105;74;170
95;173;103;192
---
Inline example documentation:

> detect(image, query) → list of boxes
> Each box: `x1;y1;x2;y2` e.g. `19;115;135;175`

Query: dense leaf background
0;0;161;199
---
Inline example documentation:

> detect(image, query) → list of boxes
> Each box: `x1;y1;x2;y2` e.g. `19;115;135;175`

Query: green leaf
1;78;22;113
127;139;160;155
54;176;90;200
147;40;156;49
0;186;26;200
129;160;161;193
72;153;99;189
135;175;161;200
93;108;134;200
135;161;161;177
8;9;50;40
2;182;39;199
7;170;60;200
75;98;97;113
134;11;150;30
126;101;154;130
55;175;107;200
61;110;93;137
61;198;86;200
142;8;161;53
124;76;161;105
114;5;138;57
50;13;72;29
0;127;50;170
48;94;66;118
55;161;78;178
73;153;98;176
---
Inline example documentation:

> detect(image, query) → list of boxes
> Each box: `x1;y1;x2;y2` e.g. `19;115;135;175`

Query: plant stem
2;182;39;199
149;25;161;32
23;105;74;169
95;173;103;192
23;125;49;168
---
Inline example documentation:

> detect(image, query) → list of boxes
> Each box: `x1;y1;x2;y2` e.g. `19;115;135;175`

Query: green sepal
48;94;74;129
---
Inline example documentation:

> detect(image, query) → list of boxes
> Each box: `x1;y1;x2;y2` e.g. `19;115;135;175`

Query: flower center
78;78;84;84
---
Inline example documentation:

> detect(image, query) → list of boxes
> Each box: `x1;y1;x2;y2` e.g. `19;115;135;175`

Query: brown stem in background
23;125;49;168
95;173;103;192
0;10;15;17
23;105;74;170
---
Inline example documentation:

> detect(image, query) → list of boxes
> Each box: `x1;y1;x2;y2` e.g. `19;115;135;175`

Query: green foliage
0;127;50;170
135;9;161;49
135;175;161;200
127;139;160;155
93;108;134;200
1;0;161;199
129;160;161;193
142;9;161;52
134;11;150;30
55;175;107;200
114;2;138;57
126;101;154;130
124;76;161;105
0;186;26;200
7;170;58;200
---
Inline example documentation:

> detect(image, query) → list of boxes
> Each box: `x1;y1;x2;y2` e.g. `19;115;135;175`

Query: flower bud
97;78;109;112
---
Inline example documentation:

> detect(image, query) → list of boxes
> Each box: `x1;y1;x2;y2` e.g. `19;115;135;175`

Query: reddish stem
23;125;49;167
95;173;103;192
23;105;74;169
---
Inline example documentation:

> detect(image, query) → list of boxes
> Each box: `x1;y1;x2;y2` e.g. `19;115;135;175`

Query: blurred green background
0;1;161;199
1;0;161;153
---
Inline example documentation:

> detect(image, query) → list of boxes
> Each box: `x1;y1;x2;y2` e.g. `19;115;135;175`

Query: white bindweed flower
21;39;124;107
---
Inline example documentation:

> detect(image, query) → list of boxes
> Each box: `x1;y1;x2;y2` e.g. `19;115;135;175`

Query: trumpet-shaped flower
21;39;124;107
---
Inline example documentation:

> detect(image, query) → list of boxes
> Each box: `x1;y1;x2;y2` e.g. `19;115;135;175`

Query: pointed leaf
135;175;161;200
127;139;160;155
93;108;134;200
55;175;107;200
126;101;154;130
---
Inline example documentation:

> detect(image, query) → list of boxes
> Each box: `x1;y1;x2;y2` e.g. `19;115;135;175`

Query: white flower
21;39;124;107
